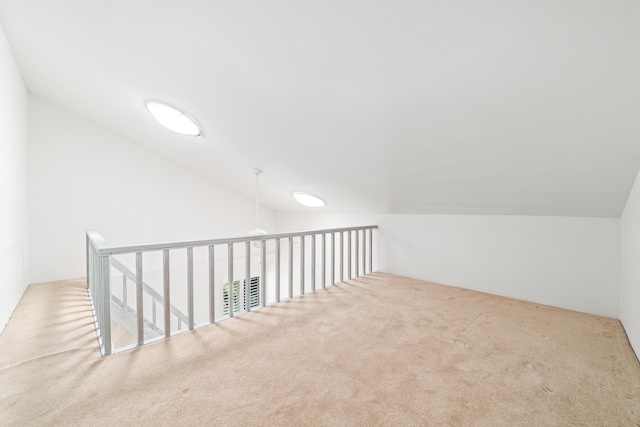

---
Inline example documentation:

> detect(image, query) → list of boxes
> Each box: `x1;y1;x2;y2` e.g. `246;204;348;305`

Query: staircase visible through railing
86;226;378;356
109;257;188;341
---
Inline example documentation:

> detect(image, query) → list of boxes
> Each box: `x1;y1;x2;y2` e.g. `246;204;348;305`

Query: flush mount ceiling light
145;100;201;136
292;191;326;207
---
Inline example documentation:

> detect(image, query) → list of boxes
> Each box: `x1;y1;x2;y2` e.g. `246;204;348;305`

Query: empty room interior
1;1;640;425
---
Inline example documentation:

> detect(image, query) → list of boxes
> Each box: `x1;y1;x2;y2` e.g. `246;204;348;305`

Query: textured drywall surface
29;95;275;283
0;23;28;334
1;1;640;216
621;169;640;359
277;212;620;318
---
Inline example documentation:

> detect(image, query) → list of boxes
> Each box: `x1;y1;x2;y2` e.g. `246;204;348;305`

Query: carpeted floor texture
1;273;639;426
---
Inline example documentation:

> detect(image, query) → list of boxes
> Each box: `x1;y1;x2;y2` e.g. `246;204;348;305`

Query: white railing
86;225;378;356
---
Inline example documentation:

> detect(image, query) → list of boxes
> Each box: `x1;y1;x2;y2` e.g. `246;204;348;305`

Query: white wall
277;212;620;318
29;95;274;284
620;170;640;359
0;26;29;334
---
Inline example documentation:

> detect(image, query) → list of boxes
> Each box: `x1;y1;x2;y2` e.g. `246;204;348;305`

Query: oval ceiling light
292;191;326;207
145;100;201;136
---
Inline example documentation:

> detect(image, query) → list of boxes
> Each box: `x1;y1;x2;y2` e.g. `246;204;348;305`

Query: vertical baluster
340;232;344;283
94;246;97;294
93;249;100;348
321;234;326;289
163;250;170;338
136;252;143;346
275;238;281;303
245;241;251;312
100;255;112;356
362;229;367;275
96;250;102;351
85;236;90;291
95;249;99;331
331;233;335;285
260;240;266;307
347;231;352;280
209;245;215;323
311;234;316;292
228;243;234;318
93;247;97;296
288;237;293;298
96;248;100;306
300;236;305;295
96;249;100;308
187;247;194;330
98;250;103;338
87;245;92;297
92;247;96;296
91;247;96;315
97;259;102;349
355;230;359;278
92;246;96;297
369;228;373;273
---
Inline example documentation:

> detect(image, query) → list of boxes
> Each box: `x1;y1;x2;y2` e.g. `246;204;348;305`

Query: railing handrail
87;225;379;256
87;230;110;251
87;224;378;356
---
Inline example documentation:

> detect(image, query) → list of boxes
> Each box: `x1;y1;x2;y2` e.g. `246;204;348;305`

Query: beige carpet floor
1;273;639;426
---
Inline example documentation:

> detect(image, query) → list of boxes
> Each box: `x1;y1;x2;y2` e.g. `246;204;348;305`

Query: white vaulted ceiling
1;1;639;216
